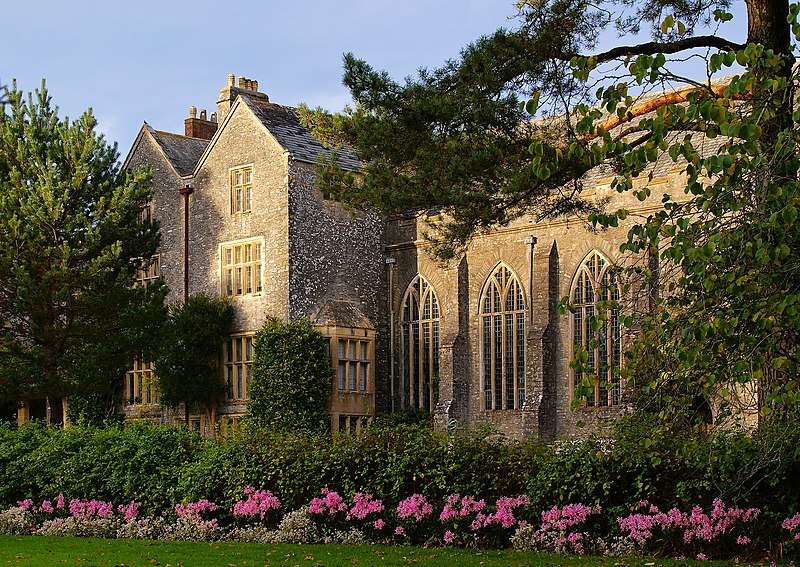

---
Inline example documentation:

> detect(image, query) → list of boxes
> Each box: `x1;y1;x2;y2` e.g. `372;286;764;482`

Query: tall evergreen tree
0;81;167;416
300;0;791;257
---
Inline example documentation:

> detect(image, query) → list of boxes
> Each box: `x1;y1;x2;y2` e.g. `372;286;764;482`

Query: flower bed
1;490;797;560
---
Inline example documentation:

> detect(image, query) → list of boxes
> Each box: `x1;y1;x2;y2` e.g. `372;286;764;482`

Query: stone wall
124;133;186;306
384;168;690;440
187;104;291;332
287;161;388;413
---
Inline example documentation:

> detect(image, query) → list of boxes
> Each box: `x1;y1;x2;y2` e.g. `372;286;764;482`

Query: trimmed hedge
0;421;203;515
248;317;331;433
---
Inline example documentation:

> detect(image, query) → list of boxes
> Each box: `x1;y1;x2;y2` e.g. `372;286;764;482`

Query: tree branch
587;35;745;64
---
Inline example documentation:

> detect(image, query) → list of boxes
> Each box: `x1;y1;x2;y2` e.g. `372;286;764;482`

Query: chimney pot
238;76;245;88
253;80;258;92
211;112;217;123
189;106;197;119
228;74;235;87
200;109;207;120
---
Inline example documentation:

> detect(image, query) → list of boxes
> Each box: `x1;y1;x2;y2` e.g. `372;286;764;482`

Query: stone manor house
116;74;697;440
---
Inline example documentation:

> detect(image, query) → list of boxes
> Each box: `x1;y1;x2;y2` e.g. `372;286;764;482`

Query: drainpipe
179;184;194;301
385;257;396;412
523;236;537;323
522;235;537;411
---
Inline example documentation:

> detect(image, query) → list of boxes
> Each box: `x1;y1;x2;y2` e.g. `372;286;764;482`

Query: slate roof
147;126;209;176
527;81;733;191
244;97;361;171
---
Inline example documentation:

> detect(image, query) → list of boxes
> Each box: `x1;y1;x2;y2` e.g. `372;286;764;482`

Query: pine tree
300;0;791;257
0;81;167;418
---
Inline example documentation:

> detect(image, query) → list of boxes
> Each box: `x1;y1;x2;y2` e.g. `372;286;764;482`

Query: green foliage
298;0;775;256
247;318;331;434
178;422;543;513
572;26;800;421
0;80;167;408
64;393;124;427
0;421;204;516
0;417;798;546
155;294;234;423
369;408;433;429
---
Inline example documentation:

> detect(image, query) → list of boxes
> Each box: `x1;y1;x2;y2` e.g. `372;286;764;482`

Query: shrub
1;413;800;557
170;499;222;541
0;506;33;535
512;503;601;555
231;486;281;525
155;294;234;424
248;317;331;433
617;499;761;559
274;508;321;544
0;421;205;516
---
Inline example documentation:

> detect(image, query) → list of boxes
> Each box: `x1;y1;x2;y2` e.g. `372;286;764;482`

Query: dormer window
230;165;252;213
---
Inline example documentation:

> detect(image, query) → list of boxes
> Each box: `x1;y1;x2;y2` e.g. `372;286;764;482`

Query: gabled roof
311;300;374;330
146;126;210;177
243;97;361;171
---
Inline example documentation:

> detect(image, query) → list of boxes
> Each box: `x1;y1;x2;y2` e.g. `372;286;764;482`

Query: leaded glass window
480;264;525;410
400;275;440;411
571;251;621;407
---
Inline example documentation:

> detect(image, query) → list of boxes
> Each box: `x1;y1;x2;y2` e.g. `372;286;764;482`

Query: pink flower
117;501;140;521
783;513;800;540
696;553;708;560
55;494;65;509
395;526;404;536
373;519;385;530
444;530;455;544
396;494;433;522
307;488;346;516
16;499;32;510
618;500;761;551
307;498;326;515
232;487;281;521
175;499;217;522
39;500;54;514
346;493;384;521
68;498;114;519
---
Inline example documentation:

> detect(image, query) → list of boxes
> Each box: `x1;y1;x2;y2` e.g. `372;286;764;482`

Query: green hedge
248;317;331;433
178;423;546;512
0;415;798;532
0;421;203;515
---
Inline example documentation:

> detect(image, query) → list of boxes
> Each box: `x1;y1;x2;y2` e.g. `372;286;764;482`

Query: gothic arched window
400;275;440;411
571;250;621;407
480;264;525;410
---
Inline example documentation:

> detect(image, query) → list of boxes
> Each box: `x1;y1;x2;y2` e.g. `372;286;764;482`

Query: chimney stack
216;72;269;124
184;106;218;140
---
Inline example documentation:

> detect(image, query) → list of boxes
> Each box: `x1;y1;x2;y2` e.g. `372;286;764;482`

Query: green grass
0;535;745;566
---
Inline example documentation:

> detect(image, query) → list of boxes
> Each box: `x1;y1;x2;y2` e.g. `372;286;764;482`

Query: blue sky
3;1;520;154
3;1;747;158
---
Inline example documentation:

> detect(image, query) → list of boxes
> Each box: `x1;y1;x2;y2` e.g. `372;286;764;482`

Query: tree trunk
745;0;794;140
746;0;791;58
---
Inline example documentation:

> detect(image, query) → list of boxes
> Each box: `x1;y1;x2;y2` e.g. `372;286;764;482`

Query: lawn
0;535;746;566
